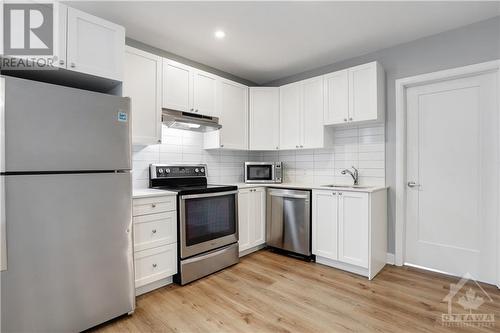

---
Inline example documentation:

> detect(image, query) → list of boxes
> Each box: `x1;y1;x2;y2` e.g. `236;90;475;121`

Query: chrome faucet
341;166;359;185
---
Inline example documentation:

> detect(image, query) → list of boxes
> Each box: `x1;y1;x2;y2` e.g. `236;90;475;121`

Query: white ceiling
67;1;500;84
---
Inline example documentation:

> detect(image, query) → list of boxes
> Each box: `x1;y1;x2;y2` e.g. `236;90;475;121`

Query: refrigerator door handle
1;77;6;271
1;175;6;271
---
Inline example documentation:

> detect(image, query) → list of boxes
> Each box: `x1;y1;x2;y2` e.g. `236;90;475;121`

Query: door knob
407;181;420;188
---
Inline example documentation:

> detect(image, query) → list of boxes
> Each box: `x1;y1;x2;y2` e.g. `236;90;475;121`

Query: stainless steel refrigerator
0;76;135;332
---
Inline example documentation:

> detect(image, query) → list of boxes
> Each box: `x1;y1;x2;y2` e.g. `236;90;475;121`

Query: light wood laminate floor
91;249;500;333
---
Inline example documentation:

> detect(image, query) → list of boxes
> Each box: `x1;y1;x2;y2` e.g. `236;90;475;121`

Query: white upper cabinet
124;46;162;145
162;59;218;117
279;82;302;150
323;70;349;124
204;79;248;150
192;70;218;116
249;87;280;150
302;76;325;149
66;7;125;81
162;59;192;112
324;61;384;125
280;78;325;150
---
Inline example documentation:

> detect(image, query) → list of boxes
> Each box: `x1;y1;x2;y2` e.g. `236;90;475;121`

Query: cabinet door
192;70;217;117
348;62;377;122
249;87;280;150
124;47;162;145
338;192;369;268
279;82;301;150
162;59;192;112
312;190;338;260
324;70;349;125
66;7;125;81
217;79;248;149
302;76;324;149
238;189;251;252
251;188;266;247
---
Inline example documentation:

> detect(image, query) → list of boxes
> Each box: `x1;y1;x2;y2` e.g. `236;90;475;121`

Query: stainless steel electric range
149;164;239;285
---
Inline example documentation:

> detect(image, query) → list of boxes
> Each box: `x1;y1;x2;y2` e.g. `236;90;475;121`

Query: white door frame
394;60;500;285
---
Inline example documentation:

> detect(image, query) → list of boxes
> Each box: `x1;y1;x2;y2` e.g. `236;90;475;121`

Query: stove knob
200;168;205;173
165;168;171;173
158;169;163;174
195;168;199;173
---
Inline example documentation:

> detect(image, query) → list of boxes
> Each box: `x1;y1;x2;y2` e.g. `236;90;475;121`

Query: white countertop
233;182;388;193
132;188;177;199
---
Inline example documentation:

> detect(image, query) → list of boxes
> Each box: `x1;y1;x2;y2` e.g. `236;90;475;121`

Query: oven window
247;165;272;180
184;194;236;246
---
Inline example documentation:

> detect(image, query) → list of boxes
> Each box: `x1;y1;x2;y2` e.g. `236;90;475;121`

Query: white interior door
405;72;498;285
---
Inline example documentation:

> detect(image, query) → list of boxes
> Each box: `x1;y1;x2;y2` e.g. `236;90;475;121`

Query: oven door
179;190;238;259
245;163;275;183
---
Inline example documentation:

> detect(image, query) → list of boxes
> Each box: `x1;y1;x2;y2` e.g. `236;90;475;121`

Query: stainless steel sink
321;184;373;189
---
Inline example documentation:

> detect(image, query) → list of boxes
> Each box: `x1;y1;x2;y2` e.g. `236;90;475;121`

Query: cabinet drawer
133;211;177;251
133;195;176;216
134;244;177;288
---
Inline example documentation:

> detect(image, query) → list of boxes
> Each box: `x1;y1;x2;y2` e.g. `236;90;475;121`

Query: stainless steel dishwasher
266;188;311;257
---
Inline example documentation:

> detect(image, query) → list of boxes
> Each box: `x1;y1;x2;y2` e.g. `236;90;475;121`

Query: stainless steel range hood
162;109;222;132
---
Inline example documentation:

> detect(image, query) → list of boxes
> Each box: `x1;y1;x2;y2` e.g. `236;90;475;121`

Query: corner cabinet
162;58;218;117
124;46;162;145
66;6;125;81
279;76;327;150
204;79;249;150
249;87;280;150
238;187;266;256
324;61;385;125
312;188;387;279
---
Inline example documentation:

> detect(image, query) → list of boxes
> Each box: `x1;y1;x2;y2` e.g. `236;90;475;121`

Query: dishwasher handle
268;191;309;200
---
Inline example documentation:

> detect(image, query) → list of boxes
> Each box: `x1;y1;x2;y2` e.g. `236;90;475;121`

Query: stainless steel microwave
244;162;283;183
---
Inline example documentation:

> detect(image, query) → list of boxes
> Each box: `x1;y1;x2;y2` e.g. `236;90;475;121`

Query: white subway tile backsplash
132;124;386;190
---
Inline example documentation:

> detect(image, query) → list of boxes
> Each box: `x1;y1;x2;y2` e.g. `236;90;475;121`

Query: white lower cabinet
312;189;387;279
238;187;266;255
133;194;178;295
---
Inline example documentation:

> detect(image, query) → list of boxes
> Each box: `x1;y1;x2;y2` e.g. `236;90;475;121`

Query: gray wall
126;38;257;86
266;16;500;253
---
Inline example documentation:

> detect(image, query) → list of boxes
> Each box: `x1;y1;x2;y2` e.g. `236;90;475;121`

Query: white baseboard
135;276;173;296
386;253;395;265
239;243;266;257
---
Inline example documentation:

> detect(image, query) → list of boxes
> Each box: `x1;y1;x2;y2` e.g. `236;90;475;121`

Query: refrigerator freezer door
3;76;131;172
1;173;134;332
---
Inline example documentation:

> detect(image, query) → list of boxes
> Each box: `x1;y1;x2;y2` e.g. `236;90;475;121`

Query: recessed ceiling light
214;30;226;39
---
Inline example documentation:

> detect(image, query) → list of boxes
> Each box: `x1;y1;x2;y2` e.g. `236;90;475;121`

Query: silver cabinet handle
151;203;156;208
344;118;347;122
70;63;76;68
276;146;279;150
296;145;299;148
338;192;343;196
332;192;337;195
59;60;65;65
407;181;420;188
196;109;199;112
220;144;224;148
152;229;157;234
152;263;157;268
349;117;353;121
190;108;194;111
300;145;303;148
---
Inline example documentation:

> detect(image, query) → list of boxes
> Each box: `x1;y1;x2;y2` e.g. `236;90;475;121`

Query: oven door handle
181;190;238;200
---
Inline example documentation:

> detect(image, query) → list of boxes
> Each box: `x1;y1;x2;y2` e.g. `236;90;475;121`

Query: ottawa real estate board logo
1;2;56;69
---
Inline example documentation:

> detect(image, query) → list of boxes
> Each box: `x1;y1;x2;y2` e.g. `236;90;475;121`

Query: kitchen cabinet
162;59;218;117
124;46;162;145
249;87;280;150
133;194;178;295
204;79;248;150
312;188;387;279
324;62;384;125
66;6;125;81
279;77;325;150
238;187;266;255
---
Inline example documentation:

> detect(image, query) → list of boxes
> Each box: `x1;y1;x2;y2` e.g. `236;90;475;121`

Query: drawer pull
152;229;157;234
152;263;157;268
151;203;156;208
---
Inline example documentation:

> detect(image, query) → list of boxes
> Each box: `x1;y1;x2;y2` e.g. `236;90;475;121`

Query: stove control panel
150;164;207;179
